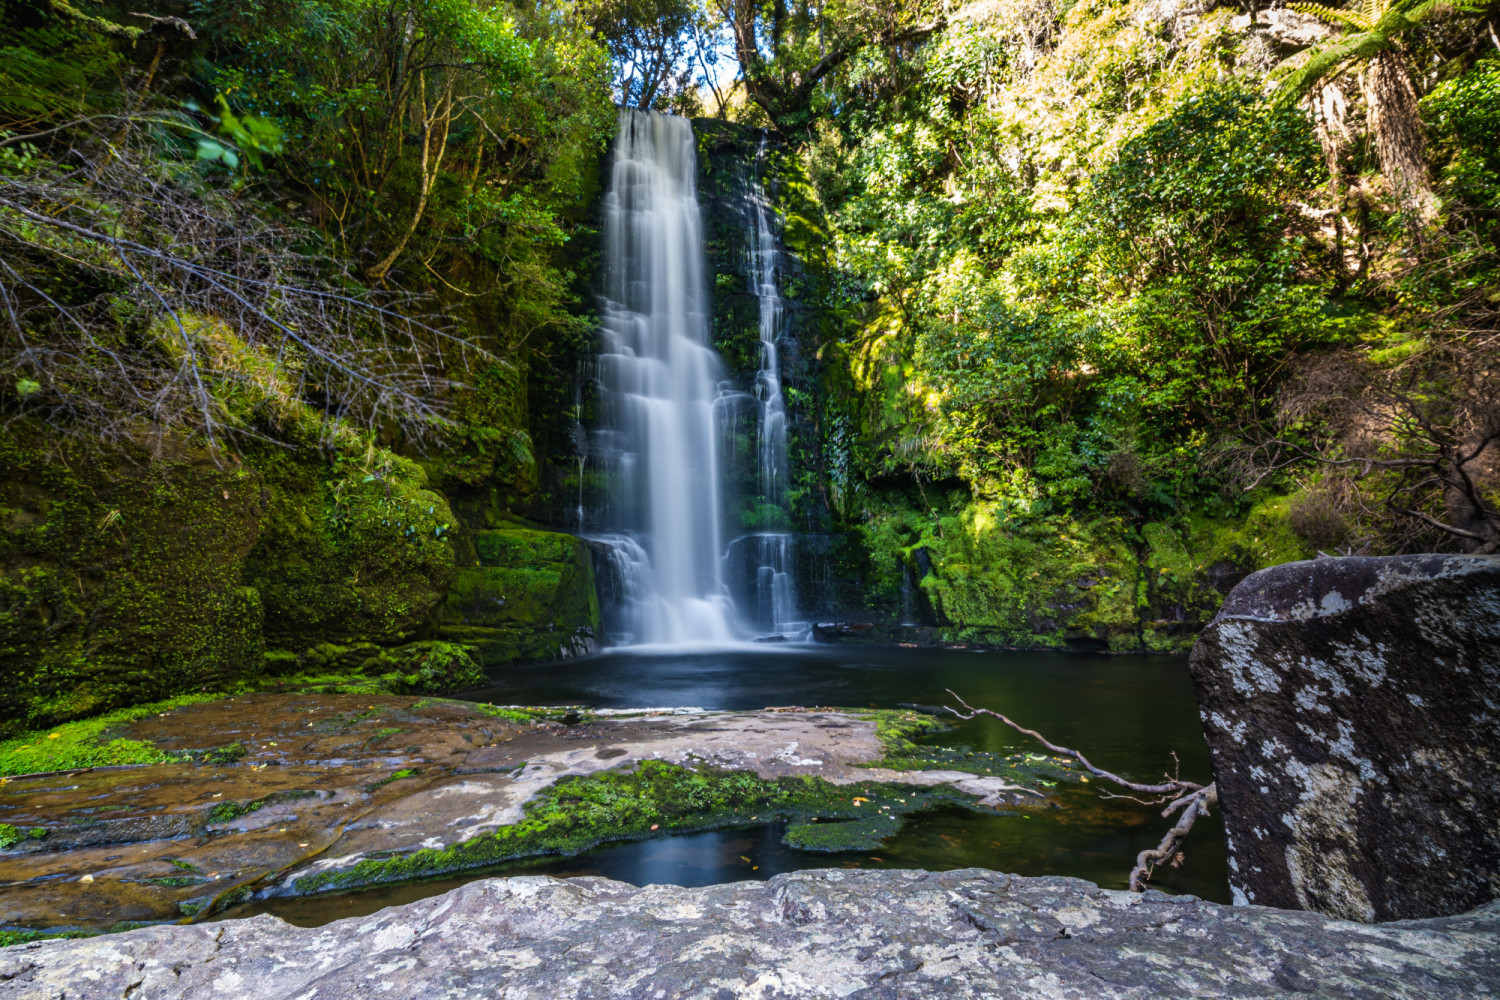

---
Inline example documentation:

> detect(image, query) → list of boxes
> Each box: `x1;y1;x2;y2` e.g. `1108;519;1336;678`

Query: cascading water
589;110;736;644
739;138;800;636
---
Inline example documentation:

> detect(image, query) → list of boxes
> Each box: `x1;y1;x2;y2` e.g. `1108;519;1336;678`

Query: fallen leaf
739;856;752;864
79;874;93;883
47;733;59;740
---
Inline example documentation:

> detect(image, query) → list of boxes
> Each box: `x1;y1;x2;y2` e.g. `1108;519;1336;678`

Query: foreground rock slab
3;868;1497;999
0;695;1046;930
1190;554;1500;922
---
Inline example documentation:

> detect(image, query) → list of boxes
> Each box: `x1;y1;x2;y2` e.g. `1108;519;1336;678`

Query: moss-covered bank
0;423;599;736
294;759;982;894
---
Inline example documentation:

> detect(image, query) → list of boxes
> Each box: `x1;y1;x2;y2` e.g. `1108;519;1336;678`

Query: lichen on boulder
1190;553;1500;921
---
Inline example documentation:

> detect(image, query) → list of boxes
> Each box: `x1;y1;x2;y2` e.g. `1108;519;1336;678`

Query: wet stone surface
0;693;1052;933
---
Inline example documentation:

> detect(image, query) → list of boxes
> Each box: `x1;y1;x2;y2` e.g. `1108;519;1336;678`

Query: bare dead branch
944;690;1216;894
1129;783;1218;891
943;689;1204;796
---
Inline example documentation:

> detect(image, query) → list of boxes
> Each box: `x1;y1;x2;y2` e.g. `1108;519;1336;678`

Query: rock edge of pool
4;867;1497;999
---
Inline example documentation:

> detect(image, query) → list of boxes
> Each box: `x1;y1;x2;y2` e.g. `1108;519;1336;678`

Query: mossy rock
784;814;903;851
0;426;266;735
242;448;456;649
438;528;599;666
373;641;486;695
845;491;1312;650
280;640;485;696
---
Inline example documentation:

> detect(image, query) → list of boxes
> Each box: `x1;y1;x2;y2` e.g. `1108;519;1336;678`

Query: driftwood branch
944;690;1217;892
1129;783;1218;891
943;690;1204;796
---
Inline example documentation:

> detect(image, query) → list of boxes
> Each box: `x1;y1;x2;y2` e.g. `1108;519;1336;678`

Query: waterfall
589;110;735;644
742;137;800;636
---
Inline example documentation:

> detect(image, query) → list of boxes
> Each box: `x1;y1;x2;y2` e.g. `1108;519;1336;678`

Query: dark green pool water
232;645;1228;926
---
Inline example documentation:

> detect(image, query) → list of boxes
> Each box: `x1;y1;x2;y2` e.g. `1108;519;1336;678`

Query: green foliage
1425;59;1500;208
199;0;613;323
777;0;1494;616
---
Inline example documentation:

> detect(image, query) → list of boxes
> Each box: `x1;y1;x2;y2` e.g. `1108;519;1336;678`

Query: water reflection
222;647;1229;927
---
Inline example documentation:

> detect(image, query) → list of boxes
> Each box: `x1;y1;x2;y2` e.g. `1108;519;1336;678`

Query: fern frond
1376;0;1452;28
1288;2;1377;30
1273;32;1388;102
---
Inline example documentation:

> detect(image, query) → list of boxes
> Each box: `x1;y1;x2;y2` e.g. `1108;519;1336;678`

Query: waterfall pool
223;646;1229;928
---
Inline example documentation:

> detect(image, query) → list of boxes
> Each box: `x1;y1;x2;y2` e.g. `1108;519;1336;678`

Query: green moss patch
784;813;904;851
207;790;317;828
0;694;223;778
0;928;95;949
858;707;1083;785
863;709;949;762
0;824;47;849
294;760;981;895
138;875;211;888
364;767;421;792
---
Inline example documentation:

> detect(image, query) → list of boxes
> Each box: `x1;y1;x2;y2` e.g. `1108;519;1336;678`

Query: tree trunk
1363;48;1437;230
1309;82;1351;284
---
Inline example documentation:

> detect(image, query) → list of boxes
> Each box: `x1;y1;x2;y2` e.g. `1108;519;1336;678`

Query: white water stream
591;111;735;644
742;136;799;635
589;111;799;645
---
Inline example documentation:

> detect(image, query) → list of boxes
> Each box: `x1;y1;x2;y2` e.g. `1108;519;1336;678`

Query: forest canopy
1;0;1497;553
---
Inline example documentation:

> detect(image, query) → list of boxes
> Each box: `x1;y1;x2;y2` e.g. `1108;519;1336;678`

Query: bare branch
1129;784;1219;891
943;689;1203;796
944;691;1215;893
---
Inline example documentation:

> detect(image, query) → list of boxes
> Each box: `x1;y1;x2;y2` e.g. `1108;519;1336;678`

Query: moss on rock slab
438;527;599;665
294;760;979;894
0;428;266;735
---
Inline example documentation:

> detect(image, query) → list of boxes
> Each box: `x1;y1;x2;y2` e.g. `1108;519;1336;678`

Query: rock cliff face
4;869;1497;999
0;424;599;736
1189;554;1500;921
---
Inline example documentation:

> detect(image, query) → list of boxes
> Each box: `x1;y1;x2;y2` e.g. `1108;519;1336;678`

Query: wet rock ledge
0;696;1055;932
4;868;1498;999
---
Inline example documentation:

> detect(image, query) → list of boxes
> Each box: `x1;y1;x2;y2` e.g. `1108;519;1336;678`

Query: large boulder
2;869;1496;998
1189;554;1500;921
